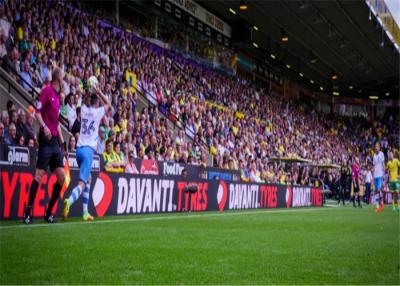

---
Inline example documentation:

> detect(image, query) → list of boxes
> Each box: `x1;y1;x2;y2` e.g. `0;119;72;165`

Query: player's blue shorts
76;146;94;184
374;177;383;192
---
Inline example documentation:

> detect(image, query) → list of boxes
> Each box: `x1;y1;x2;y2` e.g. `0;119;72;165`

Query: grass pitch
0;206;399;285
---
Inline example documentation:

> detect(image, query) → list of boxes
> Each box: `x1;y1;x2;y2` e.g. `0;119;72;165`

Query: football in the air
87;75;99;93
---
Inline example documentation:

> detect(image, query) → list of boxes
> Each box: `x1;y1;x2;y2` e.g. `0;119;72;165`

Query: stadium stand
0;0;398;189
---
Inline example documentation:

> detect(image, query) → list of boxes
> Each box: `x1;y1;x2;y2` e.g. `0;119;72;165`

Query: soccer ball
87;76;99;93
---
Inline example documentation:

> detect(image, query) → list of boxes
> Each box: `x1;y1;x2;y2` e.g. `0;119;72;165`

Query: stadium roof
199;0;400;99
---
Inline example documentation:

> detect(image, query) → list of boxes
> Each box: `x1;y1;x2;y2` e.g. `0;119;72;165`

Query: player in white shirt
373;142;385;212
63;86;111;221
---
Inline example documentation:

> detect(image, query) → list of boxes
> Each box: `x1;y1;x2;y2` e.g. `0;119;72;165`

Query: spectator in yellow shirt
113;142;126;172
16;26;23;41
103;140;123;173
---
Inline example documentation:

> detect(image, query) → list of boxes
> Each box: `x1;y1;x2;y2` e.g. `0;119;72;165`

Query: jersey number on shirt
82;118;95;135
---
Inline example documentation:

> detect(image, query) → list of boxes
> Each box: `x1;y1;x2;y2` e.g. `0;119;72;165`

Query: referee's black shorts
36;130;64;172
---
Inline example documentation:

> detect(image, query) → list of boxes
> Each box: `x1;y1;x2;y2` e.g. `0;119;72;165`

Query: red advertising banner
0;145;322;220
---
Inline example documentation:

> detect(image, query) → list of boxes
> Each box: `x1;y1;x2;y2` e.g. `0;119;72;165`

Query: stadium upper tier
0;0;398;184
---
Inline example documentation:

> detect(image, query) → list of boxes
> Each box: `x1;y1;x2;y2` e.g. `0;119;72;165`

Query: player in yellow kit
386;151;400;211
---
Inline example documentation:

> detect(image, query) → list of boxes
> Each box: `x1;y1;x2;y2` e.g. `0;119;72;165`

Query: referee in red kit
23;67;66;224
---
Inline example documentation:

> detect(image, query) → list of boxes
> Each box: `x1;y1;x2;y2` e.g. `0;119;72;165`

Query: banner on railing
0;144;33;167
125;70;137;93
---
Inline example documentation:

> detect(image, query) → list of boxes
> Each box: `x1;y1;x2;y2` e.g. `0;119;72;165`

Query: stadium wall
0;144;323;220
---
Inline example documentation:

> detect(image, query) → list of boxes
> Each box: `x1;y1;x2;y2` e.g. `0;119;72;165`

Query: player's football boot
83;212;94;221
63;199;70;221
22;213;33;224
375;205;383;213
44;212;56;223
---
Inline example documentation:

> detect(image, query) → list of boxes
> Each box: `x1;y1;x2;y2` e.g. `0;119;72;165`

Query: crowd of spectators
0;100;36;147
0;0;398;187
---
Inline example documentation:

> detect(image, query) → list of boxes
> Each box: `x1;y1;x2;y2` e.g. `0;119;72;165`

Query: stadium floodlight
333;91;340;96
320;86;324;91
369;96;379;100
299;72;304;77
281;29;288;42
310;79;314;84
349;86;353;90
385;92;389;96
239;1;248;10
253;42;258;48
310;53;317;64
229;8;236;15
286;64;291;69
331;71;337;80
270;54;276;59
253;25;259;31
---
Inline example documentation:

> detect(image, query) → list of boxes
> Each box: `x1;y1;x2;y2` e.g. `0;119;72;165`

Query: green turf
0;206;399;285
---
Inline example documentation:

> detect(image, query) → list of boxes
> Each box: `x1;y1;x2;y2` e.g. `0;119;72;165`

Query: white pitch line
0;208;334;230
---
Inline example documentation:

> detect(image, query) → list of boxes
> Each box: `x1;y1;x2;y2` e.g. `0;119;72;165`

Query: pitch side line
0;208;334;230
